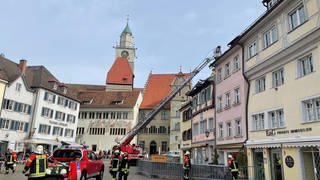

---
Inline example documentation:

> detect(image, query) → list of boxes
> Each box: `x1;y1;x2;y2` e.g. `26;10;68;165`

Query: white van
167;150;180;157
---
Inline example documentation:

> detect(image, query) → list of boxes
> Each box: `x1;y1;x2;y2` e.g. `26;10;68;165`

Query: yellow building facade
238;0;320;179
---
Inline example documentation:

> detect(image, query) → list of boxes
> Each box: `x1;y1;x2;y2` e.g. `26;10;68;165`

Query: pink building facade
211;44;248;165
188;78;215;165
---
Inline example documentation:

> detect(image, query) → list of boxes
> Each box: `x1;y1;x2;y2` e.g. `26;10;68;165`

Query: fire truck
115;47;219;162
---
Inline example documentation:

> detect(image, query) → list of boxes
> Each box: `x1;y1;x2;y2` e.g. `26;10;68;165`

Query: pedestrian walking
109;149;121;180
118;152;129;180
183;151;191;180
4;148;16;174
228;155;239;180
22;145;48;180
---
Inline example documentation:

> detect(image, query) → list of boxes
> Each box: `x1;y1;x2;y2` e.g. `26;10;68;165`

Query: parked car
167;151;180;158
47;145;105;180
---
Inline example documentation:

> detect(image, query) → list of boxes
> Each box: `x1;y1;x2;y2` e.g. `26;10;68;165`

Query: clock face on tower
121;51;129;58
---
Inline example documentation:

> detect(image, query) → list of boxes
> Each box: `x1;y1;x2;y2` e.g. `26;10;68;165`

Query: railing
136;159;233;180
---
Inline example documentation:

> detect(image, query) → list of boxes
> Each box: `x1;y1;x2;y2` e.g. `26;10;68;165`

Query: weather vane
126;14;130;23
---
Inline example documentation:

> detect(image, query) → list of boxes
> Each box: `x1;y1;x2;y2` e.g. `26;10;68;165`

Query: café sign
266;127;312;136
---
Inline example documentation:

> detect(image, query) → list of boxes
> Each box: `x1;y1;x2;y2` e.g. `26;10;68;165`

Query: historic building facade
188;78;215;165
179;99;192;159
210;43;248;166
137;72;190;155
237;0;320;179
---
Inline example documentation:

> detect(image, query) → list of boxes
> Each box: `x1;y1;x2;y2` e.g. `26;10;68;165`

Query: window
15;83;22;92
10;121;24;131
55;111;65;121
234;88;240;104
200;120;207;134
103;112;109;119
174;122;180;130
139;141;145;150
235;119;241;136
208;118;214;130
76;127;85;135
272;68;284;87
159;126;167;134
44;92;56;103
225;92;231;108
252;113;265;131
57;97;64;106
53;126;63;136
80;112;87;119
0;118;10;129
38;124;51;135
24;123;29;132
302;97;320;122
68;101;77;110
53;83;58;90
89;112;95;119
161;141;167;152
65;129;74;138
110;112;116;119
218;123;223;138
289;4;307;30
225;63;230;78
149;126;157;134
233;55;240;71
255;77;266;93
67;114;76;123
123;112;128;119
109;128;126;135
268;109;284;128
2;99;14;111
226;122;232;137
264;26;278;48
41;107;54;118
161;110;169;120
217;68;222;82
298;55;314;77
193;123;199;136
248;41;257;59
217;96;223;111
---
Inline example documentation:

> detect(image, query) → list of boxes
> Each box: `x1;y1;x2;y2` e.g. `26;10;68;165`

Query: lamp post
205;130;210;138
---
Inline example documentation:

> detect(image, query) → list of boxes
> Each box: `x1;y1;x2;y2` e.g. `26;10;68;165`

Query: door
150;141;157;154
254;149;265;180
270;149;283;180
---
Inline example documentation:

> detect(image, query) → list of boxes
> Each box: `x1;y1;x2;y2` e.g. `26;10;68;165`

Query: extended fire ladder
119;50;218;147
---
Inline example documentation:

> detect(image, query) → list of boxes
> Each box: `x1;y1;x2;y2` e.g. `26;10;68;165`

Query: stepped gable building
0;56;80;153
69;21;143;152
137;72;190;155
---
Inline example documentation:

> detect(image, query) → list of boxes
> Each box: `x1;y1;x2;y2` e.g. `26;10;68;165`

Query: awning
245;143;281;149
283;141;320;148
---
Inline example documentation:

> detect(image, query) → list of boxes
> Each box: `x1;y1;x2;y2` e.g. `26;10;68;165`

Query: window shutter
50;110;53;118
24;123;29;132
14;102;19;112
48;126;51;134
27;105;32;115
53;95;56;103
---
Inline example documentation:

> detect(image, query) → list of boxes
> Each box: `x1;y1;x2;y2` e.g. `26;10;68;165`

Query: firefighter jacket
183;155;191;169
228;159;239;172
119;156;129;174
110;154;121;172
4;151;15;164
24;153;47;178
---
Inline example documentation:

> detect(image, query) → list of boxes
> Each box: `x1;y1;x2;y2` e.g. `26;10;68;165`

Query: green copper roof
122;22;132;35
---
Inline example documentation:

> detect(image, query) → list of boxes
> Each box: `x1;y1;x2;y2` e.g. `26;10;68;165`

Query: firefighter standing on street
183;151;191;180
4;148;16;174
118;152;129;180
228;155;239;180
22;145;48;179
109;149;121;180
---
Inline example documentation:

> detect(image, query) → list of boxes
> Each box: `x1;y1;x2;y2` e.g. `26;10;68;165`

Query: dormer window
15;83;22;92
63;87;67;94
267;0;279;9
53;83;58;90
111;100;123;105
82;99;93;105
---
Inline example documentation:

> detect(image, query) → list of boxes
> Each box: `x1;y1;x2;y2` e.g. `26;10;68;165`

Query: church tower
115;19;136;73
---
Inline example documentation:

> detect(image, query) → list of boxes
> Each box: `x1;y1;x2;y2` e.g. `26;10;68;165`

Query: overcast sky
0;1;266;88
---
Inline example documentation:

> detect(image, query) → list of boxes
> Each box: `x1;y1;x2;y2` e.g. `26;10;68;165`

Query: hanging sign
285;155;294;168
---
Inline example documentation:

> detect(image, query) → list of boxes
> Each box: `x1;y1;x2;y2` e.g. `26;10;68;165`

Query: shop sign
266;127;312;136
285;156;294;168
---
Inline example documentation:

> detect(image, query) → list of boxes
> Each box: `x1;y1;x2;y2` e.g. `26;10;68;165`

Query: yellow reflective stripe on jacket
29;154;46;178
230;161;238;172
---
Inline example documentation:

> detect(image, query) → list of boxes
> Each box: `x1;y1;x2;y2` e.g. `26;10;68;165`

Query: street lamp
205;130;210;138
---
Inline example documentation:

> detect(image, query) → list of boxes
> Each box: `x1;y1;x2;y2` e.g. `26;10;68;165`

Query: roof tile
106;57;133;85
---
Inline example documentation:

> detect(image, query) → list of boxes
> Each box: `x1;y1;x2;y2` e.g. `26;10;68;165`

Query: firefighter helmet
185;151;190;155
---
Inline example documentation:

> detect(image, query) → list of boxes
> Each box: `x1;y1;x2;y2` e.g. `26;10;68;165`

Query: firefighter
228;155;239;179
118;152;129;180
4;148;16;174
183;151;191;180
22;145;48;179
109;149;121;180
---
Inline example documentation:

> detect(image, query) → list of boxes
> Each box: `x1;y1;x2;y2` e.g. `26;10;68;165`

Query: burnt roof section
187;78;213;96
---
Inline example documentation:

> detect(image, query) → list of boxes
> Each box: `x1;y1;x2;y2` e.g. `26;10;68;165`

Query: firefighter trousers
5;162;15;174
118;171;128;180
110;170;118;180
183;168;190;180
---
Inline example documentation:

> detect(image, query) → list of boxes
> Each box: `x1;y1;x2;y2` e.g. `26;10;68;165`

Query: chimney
19;59;27;75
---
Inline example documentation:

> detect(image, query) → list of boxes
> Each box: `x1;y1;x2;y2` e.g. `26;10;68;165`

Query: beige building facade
238;0;320;179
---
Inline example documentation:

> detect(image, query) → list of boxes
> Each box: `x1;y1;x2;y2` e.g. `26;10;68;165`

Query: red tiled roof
106;57;133;85
140;73;189;109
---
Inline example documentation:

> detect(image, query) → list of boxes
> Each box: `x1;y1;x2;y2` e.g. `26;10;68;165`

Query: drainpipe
28;89;39;149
